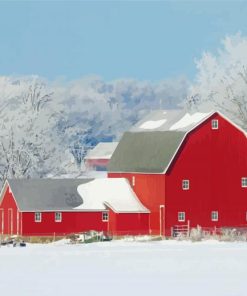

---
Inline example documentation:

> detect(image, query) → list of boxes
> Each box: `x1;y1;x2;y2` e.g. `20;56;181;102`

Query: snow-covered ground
0;239;246;296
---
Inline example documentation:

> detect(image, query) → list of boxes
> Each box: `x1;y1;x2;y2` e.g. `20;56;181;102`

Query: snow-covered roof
85;142;119;160
75;178;149;213
131;109;211;132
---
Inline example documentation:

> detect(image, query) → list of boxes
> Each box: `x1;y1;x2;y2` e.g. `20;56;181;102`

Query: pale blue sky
0;1;246;81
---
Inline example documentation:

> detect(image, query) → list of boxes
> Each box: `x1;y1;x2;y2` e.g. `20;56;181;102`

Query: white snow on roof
85;142;118;160
169;112;210;131
75;178;149;213
139;119;167;130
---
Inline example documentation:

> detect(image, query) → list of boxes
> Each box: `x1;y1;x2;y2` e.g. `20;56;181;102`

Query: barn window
241;177;247;187
211;211;218;221
102;212;109;222
34;212;42;223
211;119;219;129
182;180;190;190
55;212;62;222
246;212;247;221
178;212;185;222
132;176;135;187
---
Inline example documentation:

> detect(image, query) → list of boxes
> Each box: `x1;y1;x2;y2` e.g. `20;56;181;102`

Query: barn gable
108;110;213;173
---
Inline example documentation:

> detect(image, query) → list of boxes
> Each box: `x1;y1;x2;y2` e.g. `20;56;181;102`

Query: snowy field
0;239;246;296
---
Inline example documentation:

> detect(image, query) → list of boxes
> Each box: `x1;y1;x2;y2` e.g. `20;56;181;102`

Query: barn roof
75;178;149;213
108;131;186;173
108;110;213;173
5;178;148;213
7;179;92;212
85;142;119;160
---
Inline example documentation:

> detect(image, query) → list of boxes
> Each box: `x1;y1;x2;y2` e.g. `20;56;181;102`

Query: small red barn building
0;178;149;236
108;110;247;236
84;142;118;171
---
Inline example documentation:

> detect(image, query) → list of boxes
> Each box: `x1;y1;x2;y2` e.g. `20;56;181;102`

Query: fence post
187;220;190;237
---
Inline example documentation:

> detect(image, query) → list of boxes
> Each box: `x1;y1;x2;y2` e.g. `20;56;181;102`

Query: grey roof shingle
108;131;186;173
7;179;93;212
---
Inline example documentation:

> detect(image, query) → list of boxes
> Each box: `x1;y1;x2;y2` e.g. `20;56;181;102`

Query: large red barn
0;178;149;236
108;110;247;236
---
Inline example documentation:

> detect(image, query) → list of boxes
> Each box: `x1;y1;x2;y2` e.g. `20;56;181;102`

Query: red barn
84;142;118;171
0;178;149;236
108;110;247;236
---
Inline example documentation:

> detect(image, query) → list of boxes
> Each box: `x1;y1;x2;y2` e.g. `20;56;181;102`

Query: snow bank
170;112;210;130
76;178;149;213
139;119;167;129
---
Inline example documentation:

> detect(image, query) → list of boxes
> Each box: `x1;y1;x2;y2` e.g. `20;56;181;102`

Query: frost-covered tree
0;75;188;180
187;33;247;130
0;77;67;181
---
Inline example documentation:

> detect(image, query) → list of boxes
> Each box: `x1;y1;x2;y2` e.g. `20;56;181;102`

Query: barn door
8;208;13;236
0;209;3;235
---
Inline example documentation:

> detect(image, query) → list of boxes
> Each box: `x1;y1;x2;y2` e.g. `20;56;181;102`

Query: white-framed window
102;212;109;222
178;212;185;222
55;212;62;222
211;119;219;130
35;212;42;223
182;180;190;190
241;177;247;188
211;211;218;221
132;176;135;187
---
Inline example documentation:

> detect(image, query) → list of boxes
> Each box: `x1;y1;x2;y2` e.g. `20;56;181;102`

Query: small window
245;212;247;221
182;180;190;190
211;119;219;130
178;212;185;222
132;176;135;187
35;212;42;223
102;212;109;222
241;177;247;188
55;212;62;222
211;211;218;221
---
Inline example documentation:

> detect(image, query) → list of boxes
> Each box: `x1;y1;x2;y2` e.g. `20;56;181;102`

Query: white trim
55;212;62;223
103;201;150;214
8;208;13;235
34;212;42;223
0;208;4;235
241;177;247;188
132;176;135;187
182;179;190;190
178;212;185;222
211;119;219;130
102;211;109;222
211;211;218;221
159;205;165;236
0;181;21;212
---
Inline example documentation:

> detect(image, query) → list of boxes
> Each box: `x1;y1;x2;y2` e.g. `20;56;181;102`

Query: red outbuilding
108;110;247;236
84;142;118;171
0;178;149;236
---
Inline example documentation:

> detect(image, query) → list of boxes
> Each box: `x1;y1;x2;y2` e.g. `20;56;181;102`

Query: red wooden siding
0;186;21;235
108;208;150;236
0;185;149;236
165;113;247;235
85;159;109;170
21;211;108;236
108;173;165;235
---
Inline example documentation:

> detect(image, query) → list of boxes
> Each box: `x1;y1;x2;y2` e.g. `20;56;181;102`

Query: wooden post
187;220;190;237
